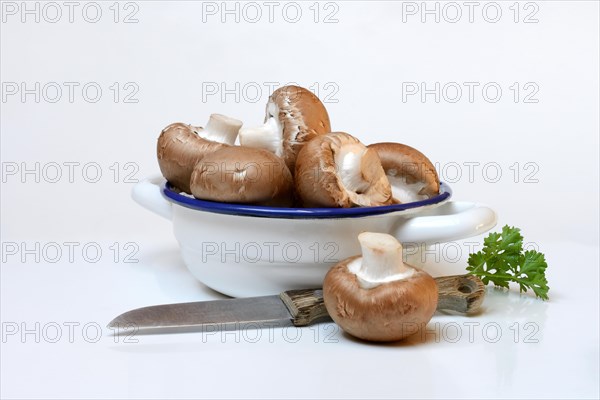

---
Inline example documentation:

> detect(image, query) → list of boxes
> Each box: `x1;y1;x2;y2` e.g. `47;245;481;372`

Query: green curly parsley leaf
466;225;549;300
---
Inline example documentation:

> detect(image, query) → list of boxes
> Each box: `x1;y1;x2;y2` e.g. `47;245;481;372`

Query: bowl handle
391;201;497;244
131;176;172;220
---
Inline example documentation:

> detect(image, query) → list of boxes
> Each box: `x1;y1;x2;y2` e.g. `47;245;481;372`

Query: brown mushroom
294;132;392;208
323;232;438;342
238;85;331;172
157;114;242;193
190;146;293;206
368;142;440;203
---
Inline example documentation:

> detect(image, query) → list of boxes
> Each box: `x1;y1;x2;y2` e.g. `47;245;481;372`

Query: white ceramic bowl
133;176;497;297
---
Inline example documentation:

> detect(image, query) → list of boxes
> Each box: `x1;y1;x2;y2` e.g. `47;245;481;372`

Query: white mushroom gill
334;144;371;195
198;114;243;146
388;175;429;203
347;232;414;289
239;102;284;157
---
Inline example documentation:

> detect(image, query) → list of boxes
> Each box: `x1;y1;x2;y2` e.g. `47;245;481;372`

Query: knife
108;274;485;334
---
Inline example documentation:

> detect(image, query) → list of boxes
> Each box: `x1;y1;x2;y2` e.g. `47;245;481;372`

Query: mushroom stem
354;232;414;289
334;144;371;194
239;116;283;156
200;114;243;145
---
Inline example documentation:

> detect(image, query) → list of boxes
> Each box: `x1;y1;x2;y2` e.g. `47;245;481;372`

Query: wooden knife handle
280;274;485;326
280;289;330;327
435;274;485;314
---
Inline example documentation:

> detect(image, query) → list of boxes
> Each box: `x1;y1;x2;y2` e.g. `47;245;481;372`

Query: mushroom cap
368;142;440;202
294;132;392;208
190;146;294;206
157;122;226;194
268;85;331;171
323;255;439;342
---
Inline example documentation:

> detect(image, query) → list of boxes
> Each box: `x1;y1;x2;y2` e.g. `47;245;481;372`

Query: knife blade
108;274;485;334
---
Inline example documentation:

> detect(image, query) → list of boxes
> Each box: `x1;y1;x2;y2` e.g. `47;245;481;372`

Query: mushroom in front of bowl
323;232;439;342
295;132;392;208
157;114;243;194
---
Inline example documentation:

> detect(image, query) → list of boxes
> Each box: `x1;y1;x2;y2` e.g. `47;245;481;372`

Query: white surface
1;1;599;399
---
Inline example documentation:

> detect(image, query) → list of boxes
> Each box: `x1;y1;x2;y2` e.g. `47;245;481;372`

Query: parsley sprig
467;225;549;300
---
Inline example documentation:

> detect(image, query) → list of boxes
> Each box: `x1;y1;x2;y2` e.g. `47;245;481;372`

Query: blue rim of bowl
162;182;452;219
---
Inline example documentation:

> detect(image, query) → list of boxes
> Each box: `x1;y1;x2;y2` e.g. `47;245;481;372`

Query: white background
1;1;599;398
